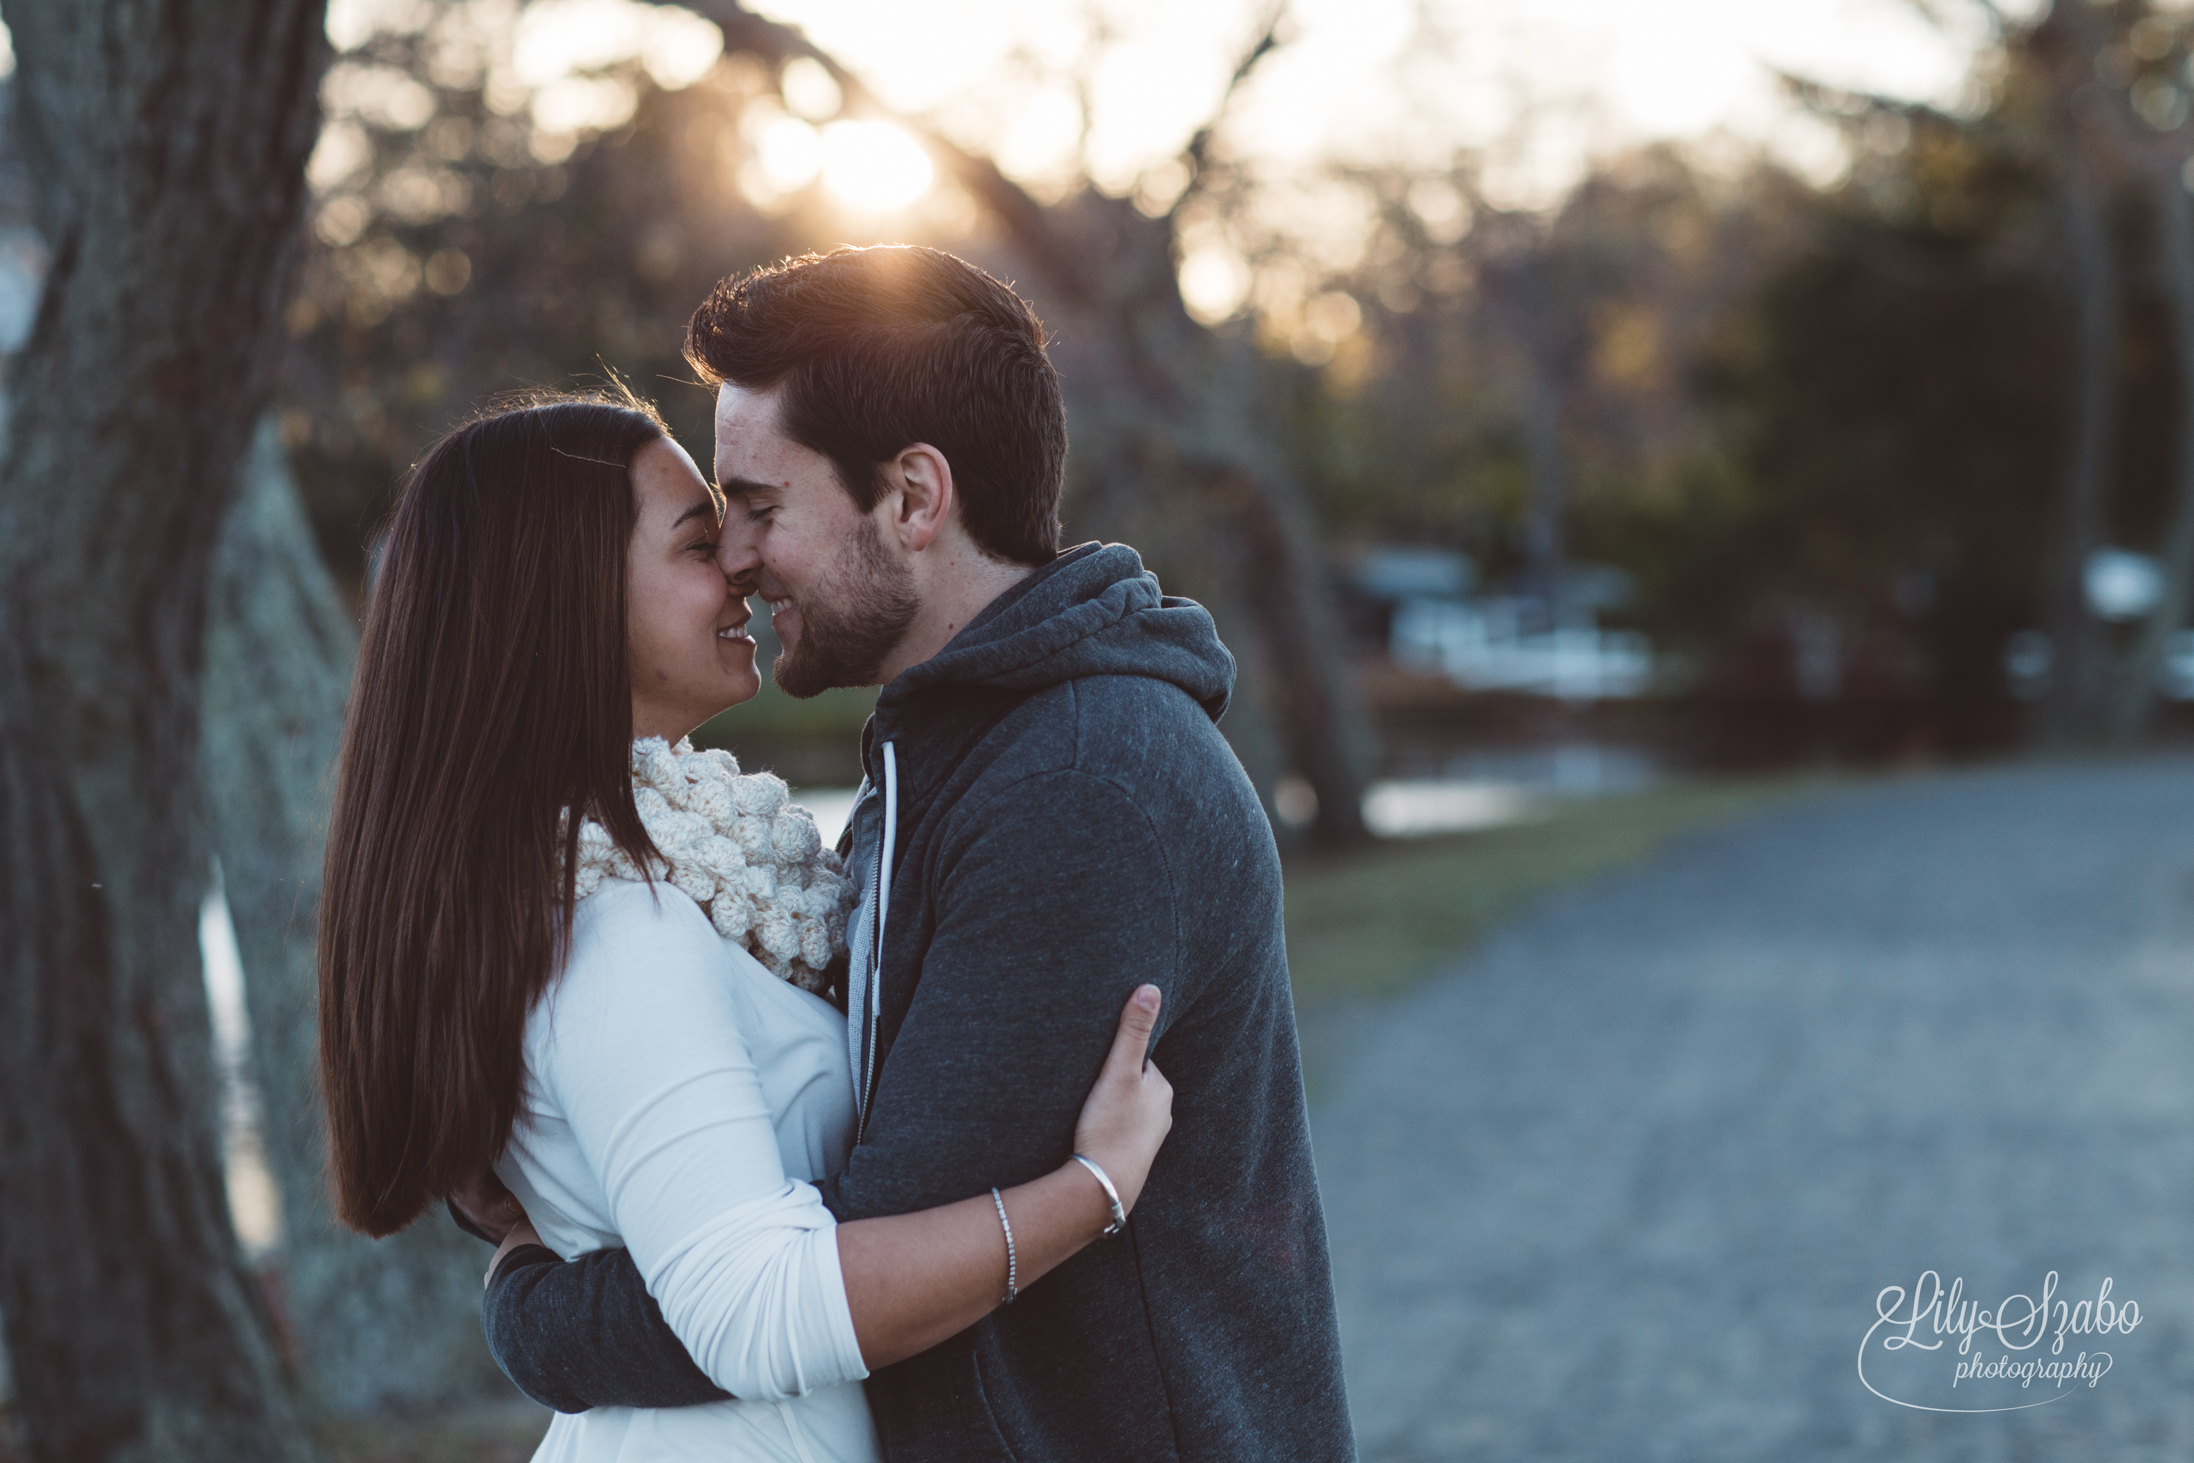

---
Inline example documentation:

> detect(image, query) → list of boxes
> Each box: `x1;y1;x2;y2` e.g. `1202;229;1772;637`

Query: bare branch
1171;2;1292;217
1774;68;1966;130
676;0;1093;303
1900;0;2010;40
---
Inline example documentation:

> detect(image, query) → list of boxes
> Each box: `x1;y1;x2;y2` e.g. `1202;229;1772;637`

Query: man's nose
715;522;761;579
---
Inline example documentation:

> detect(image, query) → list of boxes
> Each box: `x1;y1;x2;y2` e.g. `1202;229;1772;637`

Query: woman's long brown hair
320;395;668;1236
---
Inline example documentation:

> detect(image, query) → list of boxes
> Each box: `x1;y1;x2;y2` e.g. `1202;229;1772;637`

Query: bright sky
306;0;2019;199
743;0;2024;199
289;0;2033;324
0;0;2026;196
28;0;2012;330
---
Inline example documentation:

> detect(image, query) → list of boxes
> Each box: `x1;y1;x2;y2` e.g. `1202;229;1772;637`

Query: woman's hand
838;984;1175;1367
1070;984;1173;1218
487;1214;545;1290
448;1168;526;1245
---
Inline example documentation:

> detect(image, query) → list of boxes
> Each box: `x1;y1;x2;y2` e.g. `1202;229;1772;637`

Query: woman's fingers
1105;984;1163;1078
449;1168;525;1244
485;1216;543;1291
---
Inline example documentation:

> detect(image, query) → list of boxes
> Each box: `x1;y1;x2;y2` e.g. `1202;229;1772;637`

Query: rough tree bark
2035;12;2121;750
689;0;1376;846
0;2;330;1459
1517;353;1571;630
2037;156;2119;747
205;423;504;1412
2106;134;2194;741
1472;224;1579;637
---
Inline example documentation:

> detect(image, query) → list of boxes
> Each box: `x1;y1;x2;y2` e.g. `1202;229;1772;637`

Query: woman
317;393;1173;1462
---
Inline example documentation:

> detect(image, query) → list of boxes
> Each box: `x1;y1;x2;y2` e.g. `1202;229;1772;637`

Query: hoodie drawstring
856;740;897;1141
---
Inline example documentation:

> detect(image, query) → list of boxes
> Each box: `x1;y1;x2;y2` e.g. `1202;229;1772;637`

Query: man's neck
881;550;1037;683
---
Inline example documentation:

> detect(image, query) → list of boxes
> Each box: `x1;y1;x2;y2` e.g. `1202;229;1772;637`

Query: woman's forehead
632;437;716;525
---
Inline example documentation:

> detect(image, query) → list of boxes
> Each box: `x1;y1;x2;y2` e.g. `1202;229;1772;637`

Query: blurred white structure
1392;597;1655;701
2002;624;2194;703
0;226;43;353
2085;548;2163;622
1354;546;1655;703
198;875;281;1258
1362;779;1540;837
1354;545;1476;601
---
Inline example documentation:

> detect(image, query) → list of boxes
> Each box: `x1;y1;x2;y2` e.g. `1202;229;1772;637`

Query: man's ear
888;443;955;553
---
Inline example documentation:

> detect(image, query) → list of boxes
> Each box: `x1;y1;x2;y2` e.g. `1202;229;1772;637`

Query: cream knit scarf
570;737;855;995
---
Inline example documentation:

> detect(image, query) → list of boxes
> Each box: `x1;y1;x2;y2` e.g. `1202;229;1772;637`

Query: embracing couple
317;244;1354;1462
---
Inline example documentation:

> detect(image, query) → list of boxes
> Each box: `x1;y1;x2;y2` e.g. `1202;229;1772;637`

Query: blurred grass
1285;773;1830;1009
693;677;877;745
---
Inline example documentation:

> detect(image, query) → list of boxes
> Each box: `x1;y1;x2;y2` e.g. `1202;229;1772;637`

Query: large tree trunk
2036;159;2118;748
205;422;505;1413
2109;157;2194;744
1517;355;1570;631
2033;16;2121;751
1032;186;1376;846
0;3;329;1460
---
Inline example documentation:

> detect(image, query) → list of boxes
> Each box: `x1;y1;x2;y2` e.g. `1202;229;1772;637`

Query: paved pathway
1313;758;2194;1461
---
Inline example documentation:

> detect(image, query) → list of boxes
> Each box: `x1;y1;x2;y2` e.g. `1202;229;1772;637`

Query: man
474;245;1354;1462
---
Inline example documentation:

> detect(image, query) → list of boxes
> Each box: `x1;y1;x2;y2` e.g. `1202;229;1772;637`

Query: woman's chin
717;669;764;712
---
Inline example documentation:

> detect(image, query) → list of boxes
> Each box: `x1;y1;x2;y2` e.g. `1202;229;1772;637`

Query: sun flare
819;120;933;212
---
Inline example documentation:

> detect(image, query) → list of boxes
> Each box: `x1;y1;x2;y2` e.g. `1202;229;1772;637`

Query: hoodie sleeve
482;1243;732;1412
818;767;1180;1219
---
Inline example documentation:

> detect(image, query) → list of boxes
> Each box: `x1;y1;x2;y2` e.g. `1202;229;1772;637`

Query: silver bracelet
1072;1153;1128;1237
991;1187;1017;1304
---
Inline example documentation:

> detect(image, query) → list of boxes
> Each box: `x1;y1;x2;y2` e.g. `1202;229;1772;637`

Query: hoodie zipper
855;740;897;1144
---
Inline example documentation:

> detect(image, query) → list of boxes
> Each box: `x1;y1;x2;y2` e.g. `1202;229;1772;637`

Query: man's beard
771;516;919;698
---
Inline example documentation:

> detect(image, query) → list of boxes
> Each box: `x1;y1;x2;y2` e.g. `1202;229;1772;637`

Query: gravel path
1313;758;2194;1461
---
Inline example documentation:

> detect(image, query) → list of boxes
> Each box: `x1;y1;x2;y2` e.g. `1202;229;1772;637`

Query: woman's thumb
1107;983;1163;1072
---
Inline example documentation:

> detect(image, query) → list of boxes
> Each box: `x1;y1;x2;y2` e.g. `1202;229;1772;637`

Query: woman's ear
889;443;955;553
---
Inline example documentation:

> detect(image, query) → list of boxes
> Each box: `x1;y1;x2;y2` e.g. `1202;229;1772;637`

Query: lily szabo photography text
1860;1272;2142;1412
14;3;2194;1462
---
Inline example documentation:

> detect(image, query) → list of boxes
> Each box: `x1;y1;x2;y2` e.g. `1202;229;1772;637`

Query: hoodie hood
841;542;1236;1131
877;542;1234;723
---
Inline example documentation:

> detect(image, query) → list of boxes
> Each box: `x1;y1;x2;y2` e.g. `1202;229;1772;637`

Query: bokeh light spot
820;121;933;212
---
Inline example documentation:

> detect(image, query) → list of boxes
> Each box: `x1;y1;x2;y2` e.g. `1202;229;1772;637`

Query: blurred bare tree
0;1;330;1459
281;0;1377;843
1792;0;2194;748
2030;2;2125;749
688;1;1378;845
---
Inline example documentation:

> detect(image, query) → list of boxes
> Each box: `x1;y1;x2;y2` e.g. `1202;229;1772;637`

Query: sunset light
819;119;935;212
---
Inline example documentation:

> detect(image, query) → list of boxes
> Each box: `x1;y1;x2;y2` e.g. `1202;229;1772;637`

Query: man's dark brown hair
684;245;1065;566
319;393;667;1238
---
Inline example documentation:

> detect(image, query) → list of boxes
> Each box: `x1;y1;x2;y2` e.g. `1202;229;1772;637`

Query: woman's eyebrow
671;500;716;530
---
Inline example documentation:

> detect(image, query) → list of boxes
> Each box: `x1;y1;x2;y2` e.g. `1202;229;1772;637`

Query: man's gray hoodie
482;542;1356;1463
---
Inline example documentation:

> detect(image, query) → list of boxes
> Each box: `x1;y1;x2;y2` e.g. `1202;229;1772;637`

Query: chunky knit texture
572;737;855;994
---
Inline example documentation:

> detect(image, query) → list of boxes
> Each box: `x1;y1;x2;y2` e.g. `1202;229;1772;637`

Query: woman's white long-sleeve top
497;878;880;1463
